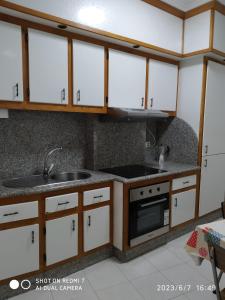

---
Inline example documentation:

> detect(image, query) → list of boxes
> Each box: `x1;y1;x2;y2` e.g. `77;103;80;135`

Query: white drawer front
83;187;110;206
172;175;196;191
0;201;38;224
45;193;78;213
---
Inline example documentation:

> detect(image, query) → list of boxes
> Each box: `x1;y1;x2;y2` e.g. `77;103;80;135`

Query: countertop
0;162;200;199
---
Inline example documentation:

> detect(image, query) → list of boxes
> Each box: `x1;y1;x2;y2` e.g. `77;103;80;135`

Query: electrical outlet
145;141;151;149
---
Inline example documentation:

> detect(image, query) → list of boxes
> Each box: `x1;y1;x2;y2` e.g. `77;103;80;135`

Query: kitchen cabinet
171;189;196;227
0;224;39;280
83;205;110;252
108;49;146;109
28;29;68;104
73;40;105;107
46;214;78;265
199;154;225;217
213;11;225;54
202;60;225;156
148;60;178;111
0;21;23;102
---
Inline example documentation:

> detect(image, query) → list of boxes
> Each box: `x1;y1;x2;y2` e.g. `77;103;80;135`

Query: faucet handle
47;163;55;176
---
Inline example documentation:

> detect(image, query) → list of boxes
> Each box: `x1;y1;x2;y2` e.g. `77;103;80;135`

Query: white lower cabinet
46;214;78;266
199;154;225;216
0;224;39;280
83;206;110;252
171;189;196;227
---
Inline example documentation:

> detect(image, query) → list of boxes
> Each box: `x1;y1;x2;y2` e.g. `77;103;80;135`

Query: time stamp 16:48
157;284;216;293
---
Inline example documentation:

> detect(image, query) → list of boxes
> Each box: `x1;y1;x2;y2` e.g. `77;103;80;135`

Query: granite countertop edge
0;162;200;199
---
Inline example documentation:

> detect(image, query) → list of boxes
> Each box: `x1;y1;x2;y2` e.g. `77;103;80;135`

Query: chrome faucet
43;147;63;177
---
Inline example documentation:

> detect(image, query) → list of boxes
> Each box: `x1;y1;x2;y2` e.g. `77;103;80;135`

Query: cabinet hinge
43;227;46;235
43;254;46;262
27;87;30;98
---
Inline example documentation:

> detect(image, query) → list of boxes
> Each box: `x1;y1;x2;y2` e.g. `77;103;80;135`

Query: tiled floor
11;232;220;300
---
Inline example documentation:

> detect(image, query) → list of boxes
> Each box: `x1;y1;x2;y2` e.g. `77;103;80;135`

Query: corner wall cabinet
73;40;105;107
0;20;23;102
147;60;178;111
28;29;68;104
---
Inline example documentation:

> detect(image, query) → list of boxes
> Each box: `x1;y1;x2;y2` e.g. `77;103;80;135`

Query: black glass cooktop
100;164;167;179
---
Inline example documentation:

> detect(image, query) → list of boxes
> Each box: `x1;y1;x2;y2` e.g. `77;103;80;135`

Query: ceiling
162;0;225;11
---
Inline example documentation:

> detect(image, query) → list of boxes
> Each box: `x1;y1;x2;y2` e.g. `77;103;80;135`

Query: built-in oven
129;182;170;247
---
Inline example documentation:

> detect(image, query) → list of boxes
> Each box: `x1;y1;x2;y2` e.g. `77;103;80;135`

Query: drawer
45;193;78;213
83;187;110;206
172;175;197;191
0;201;38;224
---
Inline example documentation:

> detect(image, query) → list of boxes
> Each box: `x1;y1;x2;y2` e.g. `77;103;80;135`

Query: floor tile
114;256;158;280
10;289;53;300
96;281;143;300
131;271;182;300
84;258;128;291
186;288;217;300
173;294;189;300
143;247;183;271
161;263;210;292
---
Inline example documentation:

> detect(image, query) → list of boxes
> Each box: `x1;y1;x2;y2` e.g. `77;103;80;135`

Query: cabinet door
202;61;225;156
171;189;196;227
73;40;104;107
46;214;78;266
28;29;68;104
148;60;178;111
0;21;23;102
199;154;225;216
83;206;110;252
108;50;146;109
0;224;39;280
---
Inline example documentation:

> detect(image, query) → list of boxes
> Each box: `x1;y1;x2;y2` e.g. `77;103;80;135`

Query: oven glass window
137;204;163;235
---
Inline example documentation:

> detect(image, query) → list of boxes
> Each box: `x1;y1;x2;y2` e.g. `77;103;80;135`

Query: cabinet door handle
204;159;208;168
205;145;208;154
77;90;80;102
88;216;91;227
141;97;144;107
61;88;66;102
31;230;35;244
174;198;178;207
3;212;19;217
150;97;153;108
58;201;70;206
183;181;190;185
13;83;19;98
72;220;75;231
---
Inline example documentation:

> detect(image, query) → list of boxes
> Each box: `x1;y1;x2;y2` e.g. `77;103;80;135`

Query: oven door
129;196;168;242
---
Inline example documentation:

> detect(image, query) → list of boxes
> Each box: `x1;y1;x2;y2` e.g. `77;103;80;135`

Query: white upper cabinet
202;61;225;156
183;11;211;54
199;154;225;216
148;60;178;111
213;11;225;53
108;49;146;109
73;40;105;107
28;29;68;104
0;21;23;102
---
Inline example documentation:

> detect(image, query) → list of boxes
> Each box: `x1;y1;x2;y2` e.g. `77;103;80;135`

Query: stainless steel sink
3;172;91;189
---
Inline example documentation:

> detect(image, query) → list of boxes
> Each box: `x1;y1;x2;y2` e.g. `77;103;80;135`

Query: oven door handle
139;198;168;208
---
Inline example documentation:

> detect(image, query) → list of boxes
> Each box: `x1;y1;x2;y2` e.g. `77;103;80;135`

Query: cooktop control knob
140;191;144;196
149;189;152;193
157;187;160;192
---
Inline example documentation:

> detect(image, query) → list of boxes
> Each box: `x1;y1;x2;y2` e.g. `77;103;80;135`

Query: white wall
177;57;203;137
183;11;211;54
7;0;183;53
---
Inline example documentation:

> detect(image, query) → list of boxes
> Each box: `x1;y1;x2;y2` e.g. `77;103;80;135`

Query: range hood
107;108;169;120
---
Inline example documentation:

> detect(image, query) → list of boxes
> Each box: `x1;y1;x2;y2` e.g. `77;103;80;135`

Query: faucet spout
43;147;62;177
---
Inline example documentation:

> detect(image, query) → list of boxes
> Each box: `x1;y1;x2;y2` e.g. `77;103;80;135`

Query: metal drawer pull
13;83;19;98
204;159;208;168
77;90;80;102
58;201;70;206
150;97;153;108
140;198;167;208
3;212;19;217
174;198;178;207
93;195;103;199
61;88;66;102
205;145;208;154
141;97;144;107
72;220;75;231
183;181;190;185
31;231;35;244
88;216;91;227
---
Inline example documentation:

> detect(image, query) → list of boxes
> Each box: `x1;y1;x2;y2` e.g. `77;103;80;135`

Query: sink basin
3;172;91;189
50;172;91;182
